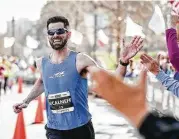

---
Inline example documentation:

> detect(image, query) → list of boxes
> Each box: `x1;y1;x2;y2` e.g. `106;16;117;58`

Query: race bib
48;91;74;114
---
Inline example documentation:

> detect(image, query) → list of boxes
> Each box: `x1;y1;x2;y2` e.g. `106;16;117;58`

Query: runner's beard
50;39;68;50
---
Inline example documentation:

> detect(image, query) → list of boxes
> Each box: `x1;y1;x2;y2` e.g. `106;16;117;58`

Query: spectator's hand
170;1;179;29
88;66;148;128
13;102;28;113
120;36;143;63
140;54;160;75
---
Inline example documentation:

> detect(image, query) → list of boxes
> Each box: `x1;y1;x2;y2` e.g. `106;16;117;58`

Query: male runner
13;16;143;139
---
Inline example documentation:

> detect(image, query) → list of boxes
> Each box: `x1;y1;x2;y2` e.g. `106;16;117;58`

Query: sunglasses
47;28;68;36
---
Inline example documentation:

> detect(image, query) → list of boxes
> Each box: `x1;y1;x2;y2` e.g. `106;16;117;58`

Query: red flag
98;40;105;47
169;0;175;4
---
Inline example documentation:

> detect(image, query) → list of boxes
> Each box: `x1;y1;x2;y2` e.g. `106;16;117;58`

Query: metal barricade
125;75;179;120
147;75;179;120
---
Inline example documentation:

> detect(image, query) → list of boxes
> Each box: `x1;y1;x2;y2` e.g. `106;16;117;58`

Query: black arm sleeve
139;113;179;139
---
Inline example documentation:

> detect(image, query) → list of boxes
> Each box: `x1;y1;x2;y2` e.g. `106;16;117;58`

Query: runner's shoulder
76;52;93;62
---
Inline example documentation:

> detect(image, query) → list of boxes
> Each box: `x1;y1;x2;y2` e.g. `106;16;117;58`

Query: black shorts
45;120;95;139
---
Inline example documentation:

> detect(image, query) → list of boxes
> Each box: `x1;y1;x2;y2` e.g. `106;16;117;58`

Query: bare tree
91;1;155;60
34;1;169;59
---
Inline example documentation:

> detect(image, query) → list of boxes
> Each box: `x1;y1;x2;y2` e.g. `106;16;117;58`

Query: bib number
48;91;74;114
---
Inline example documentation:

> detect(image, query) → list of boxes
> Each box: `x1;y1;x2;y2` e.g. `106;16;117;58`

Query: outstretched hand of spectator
88;66;148;128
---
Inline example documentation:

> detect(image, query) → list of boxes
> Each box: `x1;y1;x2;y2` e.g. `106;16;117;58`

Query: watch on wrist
120;59;129;66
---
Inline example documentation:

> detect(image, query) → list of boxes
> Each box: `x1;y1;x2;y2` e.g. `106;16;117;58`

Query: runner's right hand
13;102;28;113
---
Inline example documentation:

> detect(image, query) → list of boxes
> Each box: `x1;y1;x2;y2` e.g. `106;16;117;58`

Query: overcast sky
0;0;46;33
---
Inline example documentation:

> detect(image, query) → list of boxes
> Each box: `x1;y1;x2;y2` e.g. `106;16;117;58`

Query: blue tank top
41;51;91;130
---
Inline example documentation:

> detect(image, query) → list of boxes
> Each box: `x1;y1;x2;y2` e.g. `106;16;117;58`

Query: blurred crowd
0;55;39;96
125;51;176;79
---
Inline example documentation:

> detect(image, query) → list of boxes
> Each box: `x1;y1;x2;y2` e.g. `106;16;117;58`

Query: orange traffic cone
13;111;26;139
18;77;23;94
33;96;44;124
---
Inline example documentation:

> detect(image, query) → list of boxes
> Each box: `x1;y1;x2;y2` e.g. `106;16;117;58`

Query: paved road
1;82;179;139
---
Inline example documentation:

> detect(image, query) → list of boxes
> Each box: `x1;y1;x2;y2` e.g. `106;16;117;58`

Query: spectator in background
0;58;4;97
140;53;179;98
125;60;135;78
165;3;179;80
155;51;175;110
157;51;172;75
1;58;11;94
